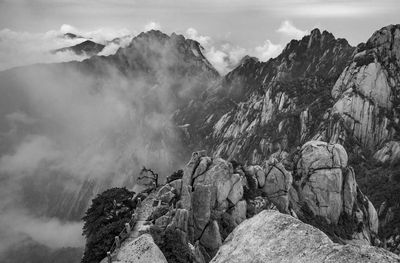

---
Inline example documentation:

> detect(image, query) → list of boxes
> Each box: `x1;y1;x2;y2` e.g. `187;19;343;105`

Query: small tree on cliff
138;166;159;188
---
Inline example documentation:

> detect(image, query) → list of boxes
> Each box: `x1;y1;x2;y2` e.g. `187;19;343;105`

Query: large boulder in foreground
114;234;167;263
211;210;400;263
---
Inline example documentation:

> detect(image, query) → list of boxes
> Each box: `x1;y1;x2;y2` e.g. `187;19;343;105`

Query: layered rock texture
174;24;400;255
211;210;400;263
112;234;167;263
109;140;381;262
289;141;378;245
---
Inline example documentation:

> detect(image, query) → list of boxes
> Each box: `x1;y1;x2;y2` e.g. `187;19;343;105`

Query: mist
0;28;216;261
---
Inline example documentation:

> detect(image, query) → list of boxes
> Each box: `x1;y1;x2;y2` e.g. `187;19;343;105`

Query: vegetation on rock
81;187;135;263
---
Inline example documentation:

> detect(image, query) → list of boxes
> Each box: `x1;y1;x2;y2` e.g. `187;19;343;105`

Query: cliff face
317;25;400;153
103;140;394;263
176;29;355;164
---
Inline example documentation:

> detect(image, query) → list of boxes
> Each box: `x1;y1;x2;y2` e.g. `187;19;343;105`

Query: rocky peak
276;28;354;79
323;24;400;151
307;28;322;48
239;55;259;66
110;29;219;82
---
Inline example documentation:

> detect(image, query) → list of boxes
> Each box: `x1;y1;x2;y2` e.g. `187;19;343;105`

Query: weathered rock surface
115;234;167;263
319;25;400;152
211;210;400;263
263;161;292;213
290;141;378;244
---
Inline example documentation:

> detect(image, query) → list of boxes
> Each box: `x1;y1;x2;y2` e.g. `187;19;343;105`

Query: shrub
81;187;134;263
167;169;184;183
150;225;194;263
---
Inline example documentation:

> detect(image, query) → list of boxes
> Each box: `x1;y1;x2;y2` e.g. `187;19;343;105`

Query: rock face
315;25;400;155
175;28;355;164
211;210;400;263
143;141;379;262
173;25;400;254
290;141;378;244
294;141;348;224
150;152;248;261
114;234;167;263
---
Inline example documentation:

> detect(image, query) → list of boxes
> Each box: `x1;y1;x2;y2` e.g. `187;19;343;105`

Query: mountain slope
0;30;220;224
176;28;355;163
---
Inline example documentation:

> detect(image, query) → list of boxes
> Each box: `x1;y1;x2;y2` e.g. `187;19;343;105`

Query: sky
0;0;399;73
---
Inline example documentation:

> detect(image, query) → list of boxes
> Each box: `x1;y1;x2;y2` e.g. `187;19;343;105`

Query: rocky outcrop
112;234;167;263
152;152;248;261
141;140;379;262
318;25;400;153
175;28;355;164
211;210;400;263
290;141;378;244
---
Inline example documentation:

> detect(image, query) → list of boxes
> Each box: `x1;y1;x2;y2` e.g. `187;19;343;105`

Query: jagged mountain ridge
176;24;400;253
175;28;355;163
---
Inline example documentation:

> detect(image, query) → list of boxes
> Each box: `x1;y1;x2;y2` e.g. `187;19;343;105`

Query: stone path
101;191;159;262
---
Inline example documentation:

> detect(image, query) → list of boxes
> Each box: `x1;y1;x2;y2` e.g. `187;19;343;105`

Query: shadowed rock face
289;141;378;245
132;140;380;262
210;210;400;263
175;28;355;164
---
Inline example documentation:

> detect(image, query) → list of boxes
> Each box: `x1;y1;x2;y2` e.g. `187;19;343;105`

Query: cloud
144;21;162;31
0;135;61;176
184;28;247;74
185;27;211;46
277;20;308;39
204;44;247;75
0;209;84;251
0;25;134;71
254;40;283;61
5;112;36;125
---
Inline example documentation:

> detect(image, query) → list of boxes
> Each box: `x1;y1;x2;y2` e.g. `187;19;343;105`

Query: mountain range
0;24;400;262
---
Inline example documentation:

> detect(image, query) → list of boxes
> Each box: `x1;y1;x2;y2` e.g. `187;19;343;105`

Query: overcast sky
0;0;399;72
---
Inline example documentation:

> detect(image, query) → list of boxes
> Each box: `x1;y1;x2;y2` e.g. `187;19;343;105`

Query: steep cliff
176;28;355;163
96;140;382;262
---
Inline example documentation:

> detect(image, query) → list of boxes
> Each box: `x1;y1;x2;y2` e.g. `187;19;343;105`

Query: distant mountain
53;40;105;56
62;32;83;39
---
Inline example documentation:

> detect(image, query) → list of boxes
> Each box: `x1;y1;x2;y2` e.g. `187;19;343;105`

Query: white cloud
185;27;211;46
144;21;162;31
0;209;84;249
0;25;135;71
184;27;285;73
254;40;283;61
184;27;247;74
277;20;308;39
0;135;61;175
